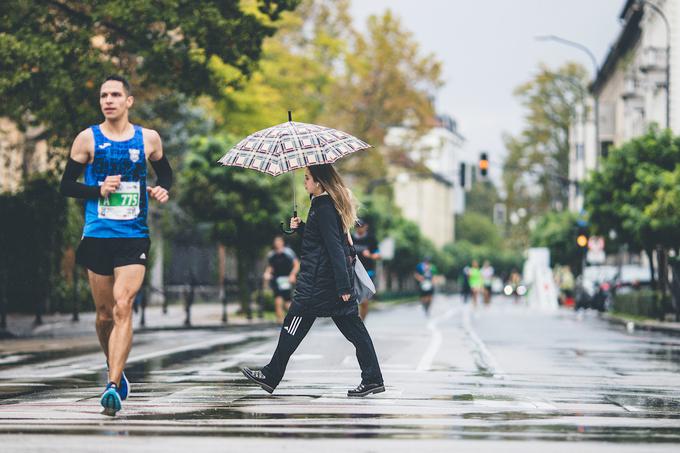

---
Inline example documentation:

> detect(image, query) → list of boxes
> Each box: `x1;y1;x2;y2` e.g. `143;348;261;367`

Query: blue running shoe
100;382;122;416
105;362;130;401
117;370;130;401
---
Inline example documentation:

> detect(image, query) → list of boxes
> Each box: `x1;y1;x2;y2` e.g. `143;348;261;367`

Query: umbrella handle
280;222;294;235
280;210;298;235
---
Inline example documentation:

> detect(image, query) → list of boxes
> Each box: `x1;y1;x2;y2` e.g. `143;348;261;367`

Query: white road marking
462;306;507;379
416;307;458;372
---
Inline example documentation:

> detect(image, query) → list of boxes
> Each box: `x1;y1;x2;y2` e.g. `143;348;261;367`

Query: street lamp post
637;0;671;130
536;35;601;168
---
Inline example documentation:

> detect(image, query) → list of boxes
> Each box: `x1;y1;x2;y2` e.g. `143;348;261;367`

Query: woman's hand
341;293;351;302
290;216;301;230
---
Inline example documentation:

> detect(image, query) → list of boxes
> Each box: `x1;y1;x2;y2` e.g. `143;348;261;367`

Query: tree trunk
217;244;226;303
646;248;657;290
657;247;668;298
236;248;253;317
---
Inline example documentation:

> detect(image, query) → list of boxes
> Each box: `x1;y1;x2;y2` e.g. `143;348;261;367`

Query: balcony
621;74;643;100
639;46;667;73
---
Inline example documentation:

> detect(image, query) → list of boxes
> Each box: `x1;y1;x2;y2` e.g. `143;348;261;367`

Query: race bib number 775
98;181;140;220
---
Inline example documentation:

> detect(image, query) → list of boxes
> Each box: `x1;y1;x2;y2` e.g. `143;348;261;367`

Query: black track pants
261;311;383;387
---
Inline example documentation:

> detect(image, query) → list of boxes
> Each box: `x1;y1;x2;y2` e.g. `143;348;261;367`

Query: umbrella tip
288;111;292;122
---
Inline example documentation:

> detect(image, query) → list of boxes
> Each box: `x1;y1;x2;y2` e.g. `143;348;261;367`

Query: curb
135;321;279;333
602;313;680;336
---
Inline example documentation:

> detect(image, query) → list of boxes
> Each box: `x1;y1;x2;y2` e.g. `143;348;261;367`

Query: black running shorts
274;289;293;301
76;237;151;276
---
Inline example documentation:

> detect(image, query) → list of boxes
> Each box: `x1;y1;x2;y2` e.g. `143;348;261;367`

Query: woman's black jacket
290;194;357;317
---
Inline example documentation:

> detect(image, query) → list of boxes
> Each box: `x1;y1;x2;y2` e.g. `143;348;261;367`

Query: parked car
575;265;618;311
614;264;652;294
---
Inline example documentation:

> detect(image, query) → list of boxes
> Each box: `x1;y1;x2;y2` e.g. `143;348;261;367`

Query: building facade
569;0;679;212
384;114;470;248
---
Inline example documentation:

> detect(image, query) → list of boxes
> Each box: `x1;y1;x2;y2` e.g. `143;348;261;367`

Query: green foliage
211;0;443;185
0;174;68;313
585;127;680;252
612;289;668;320
0;0;299;147
178;134;289;309
179;134;288;250
503;62;589;247
465;181;499;218
645;165;680;249
530;211;582;271
441;241;522;281
455;211;502;248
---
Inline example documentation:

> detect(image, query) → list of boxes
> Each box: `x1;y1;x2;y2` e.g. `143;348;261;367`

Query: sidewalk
1;302;273;339
602;312;680;336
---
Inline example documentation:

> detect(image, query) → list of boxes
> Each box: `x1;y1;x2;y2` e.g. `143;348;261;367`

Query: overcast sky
350;0;625;167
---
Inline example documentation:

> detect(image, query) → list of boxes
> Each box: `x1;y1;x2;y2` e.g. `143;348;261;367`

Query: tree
178;134;289;312
208;1;444;185
327;9;443;182
0;0;300;152
465;181;499;218
502;62;588;245
455;212;502;249
645;164;680;254
530;211;583;272
585;126;680;286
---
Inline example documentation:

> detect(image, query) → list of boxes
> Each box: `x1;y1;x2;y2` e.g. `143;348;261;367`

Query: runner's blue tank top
83;124;149;238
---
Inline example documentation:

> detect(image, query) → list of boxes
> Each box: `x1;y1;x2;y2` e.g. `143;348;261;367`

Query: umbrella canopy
218;119;371;176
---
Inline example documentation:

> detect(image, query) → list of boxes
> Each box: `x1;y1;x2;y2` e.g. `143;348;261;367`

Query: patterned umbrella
218;112;371;176
218;112;371;233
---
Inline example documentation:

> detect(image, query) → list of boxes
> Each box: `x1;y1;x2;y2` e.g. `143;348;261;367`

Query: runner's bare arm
70;129;94;164
144;129;172;203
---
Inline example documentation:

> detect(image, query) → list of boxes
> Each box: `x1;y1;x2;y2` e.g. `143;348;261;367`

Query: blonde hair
309;164;357;233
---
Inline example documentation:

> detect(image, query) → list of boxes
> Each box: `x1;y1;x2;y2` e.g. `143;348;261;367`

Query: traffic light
576;225;588;248
479;152;489;177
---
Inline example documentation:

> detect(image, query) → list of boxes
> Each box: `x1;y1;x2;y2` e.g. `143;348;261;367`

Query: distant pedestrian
351;219;380;320
415;257;437;314
263;236;300;324
508;268;522;304
481;260;494;305
468;260;483;307
241;164;384;398
460;265;472;304
559;265;575;306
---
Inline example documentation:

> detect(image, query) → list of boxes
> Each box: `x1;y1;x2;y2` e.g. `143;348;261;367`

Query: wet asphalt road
0;295;679;452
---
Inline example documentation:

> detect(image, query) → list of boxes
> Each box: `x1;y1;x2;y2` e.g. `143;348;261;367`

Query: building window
576;143;584;160
601;141;613;159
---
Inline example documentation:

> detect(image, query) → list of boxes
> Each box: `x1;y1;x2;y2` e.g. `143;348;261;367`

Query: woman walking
241;164;384;397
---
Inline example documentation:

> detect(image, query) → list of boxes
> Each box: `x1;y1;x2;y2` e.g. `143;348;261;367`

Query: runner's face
273;237;284;250
100;81;133;120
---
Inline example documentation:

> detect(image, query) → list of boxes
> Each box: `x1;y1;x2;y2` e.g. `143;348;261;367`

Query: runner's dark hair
103;75;131;95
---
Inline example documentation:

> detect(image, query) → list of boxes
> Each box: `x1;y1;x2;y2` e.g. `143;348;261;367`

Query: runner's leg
274;295;284;324
108;264;145;386
88;271;115;359
359;300;369;320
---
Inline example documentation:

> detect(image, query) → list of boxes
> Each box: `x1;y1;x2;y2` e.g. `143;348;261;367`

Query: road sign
379;237;395;260
587;236;605;264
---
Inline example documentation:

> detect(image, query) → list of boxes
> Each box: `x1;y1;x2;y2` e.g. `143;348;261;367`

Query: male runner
263;236;299;324
60;75;172;416
415;257;437;315
351;219;380;320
